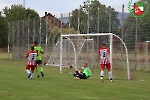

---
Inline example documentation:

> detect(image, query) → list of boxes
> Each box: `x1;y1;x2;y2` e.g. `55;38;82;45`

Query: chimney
45;12;47;15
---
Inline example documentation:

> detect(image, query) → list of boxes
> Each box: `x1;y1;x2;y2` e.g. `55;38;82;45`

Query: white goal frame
60;33;130;80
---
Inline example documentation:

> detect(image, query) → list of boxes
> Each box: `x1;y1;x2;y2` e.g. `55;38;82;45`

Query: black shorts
73;71;88;79
36;60;42;65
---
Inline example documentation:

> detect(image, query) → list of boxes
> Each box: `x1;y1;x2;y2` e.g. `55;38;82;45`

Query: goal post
60;33;130;80
113;34;130;80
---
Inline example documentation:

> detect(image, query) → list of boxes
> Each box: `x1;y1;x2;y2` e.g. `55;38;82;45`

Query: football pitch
0;58;150;100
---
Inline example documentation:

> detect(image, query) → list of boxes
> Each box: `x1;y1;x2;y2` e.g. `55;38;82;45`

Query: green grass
0;58;150;100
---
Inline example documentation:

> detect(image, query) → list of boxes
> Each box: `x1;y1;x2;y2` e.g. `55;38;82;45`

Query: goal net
47;38;94;68
137;41;150;71
47;33;131;80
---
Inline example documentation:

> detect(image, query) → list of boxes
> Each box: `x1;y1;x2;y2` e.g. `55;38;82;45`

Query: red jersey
98;47;110;64
25;50;38;65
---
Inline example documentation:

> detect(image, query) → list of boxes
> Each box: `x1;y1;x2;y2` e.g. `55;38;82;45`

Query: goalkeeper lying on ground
73;63;92;79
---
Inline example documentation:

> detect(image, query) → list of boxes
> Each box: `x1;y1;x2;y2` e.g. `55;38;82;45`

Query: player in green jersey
73;63;92;79
33;41;44;78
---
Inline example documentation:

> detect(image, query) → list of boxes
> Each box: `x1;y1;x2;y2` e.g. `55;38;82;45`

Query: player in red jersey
25;46;38;79
98;42;113;83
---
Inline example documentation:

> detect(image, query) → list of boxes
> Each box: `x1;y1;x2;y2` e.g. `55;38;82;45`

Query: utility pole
109;7;111;33
135;18;138;70
23;0;25;8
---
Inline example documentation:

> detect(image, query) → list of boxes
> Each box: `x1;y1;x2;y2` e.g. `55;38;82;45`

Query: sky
0;0;138;17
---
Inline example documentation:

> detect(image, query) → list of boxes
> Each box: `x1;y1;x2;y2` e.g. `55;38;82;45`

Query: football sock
30;73;34;79
108;71;113;80
26;70;30;75
36;67;39;74
100;71;104;79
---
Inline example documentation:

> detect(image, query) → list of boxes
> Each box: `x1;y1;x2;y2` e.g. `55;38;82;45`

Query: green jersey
34;46;43;60
83;67;92;77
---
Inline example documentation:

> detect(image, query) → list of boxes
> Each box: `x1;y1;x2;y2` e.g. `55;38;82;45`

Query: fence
6;2;150;71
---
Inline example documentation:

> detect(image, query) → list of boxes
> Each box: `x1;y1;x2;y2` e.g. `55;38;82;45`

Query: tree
25;8;39;19
0;13;8;47
70;8;87;34
3;4;39;22
122;0;150;49
48;26;77;44
70;0;120;34
121;14;136;50
1;4;40;47
138;0;150;41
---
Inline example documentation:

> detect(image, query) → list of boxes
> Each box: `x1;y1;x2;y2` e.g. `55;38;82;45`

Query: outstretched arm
25;52;29;58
